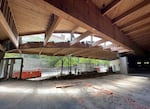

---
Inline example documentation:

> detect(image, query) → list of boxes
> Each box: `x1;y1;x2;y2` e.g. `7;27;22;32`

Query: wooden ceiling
0;0;150;59
8;0;87;36
91;0;150;51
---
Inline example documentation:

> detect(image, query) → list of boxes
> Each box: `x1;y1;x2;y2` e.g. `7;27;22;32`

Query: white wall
110;59;120;72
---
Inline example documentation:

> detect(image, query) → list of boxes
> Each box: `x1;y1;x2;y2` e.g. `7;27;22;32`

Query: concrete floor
0;74;150;109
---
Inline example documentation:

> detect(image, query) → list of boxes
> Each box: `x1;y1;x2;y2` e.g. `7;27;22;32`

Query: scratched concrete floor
0;74;150;109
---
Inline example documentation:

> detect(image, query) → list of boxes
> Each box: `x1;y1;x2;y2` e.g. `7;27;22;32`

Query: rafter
111;46;124;52
119;13;150;29
126;26;150;36
91;39;106;47
70;31;91;46
124;22;150;34
118;49;132;53
101;0;121;15
44;0;144;54
44;14;61;46
112;0;150;23
71;49;90;56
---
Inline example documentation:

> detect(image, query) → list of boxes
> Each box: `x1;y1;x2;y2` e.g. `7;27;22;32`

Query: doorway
0;58;23;80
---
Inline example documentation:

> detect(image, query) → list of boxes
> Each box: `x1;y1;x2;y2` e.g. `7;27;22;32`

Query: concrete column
120;57;128;74
0;52;5;78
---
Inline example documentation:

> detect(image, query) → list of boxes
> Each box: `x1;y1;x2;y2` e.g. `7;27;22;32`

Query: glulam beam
70;31;91;46
44;0;144;54
44;14;61;46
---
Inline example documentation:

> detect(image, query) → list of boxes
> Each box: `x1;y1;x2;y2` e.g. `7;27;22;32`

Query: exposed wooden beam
111;46;124;52
71;26;79;33
44;0;144;54
71;49;90;56
129;31;150;38
53;48;66;56
124;22;150;34
118;49;132;53
70;31;91;46
101;0;121;15
0;11;18;48
112;0;150;23
127;26;150;36
91;39;106;47
79;48;101;57
119;13;150;29
44;14;61;46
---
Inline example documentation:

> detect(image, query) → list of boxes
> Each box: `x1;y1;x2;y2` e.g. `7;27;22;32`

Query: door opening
0;58;23;80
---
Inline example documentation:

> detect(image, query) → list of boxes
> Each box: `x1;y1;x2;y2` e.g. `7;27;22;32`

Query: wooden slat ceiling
0;0;149;59
91;0;150;51
8;0;87;36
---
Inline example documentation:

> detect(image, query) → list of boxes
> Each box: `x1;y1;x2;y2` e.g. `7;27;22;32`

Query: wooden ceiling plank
125;22;150;34
44;0;144;54
129;31;150;38
44;14;61;46
119;13;150;29
112;0;150;23
101;0;121;15
71;26;79;33
70;31;92;46
127;26;150;36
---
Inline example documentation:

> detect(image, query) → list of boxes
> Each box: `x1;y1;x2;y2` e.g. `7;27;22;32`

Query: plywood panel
55;19;76;32
116;3;150;26
106;0;143;19
8;0;50;35
121;17;150;32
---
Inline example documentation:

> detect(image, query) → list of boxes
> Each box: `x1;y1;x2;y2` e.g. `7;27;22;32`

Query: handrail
0;0;18;38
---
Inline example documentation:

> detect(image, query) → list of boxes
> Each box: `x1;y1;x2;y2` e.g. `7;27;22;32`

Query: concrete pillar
0;52;5;78
120;57;128;74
